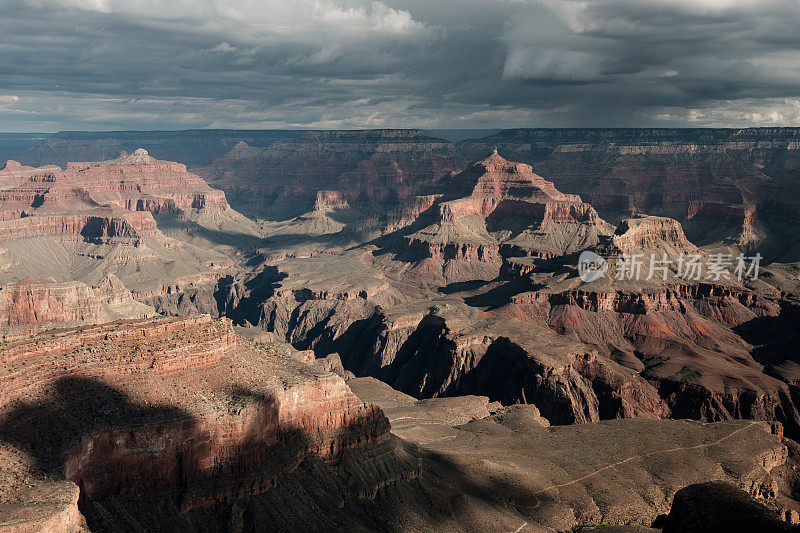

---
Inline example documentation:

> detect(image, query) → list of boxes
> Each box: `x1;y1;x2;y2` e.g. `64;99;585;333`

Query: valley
1;128;800;532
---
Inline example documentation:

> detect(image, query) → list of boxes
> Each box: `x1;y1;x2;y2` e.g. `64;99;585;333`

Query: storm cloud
1;0;800;130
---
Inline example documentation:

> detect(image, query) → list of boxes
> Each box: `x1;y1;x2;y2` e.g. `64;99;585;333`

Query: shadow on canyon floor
735;301;800;372
155;213;264;250
0;376;192;477
462;279;529;310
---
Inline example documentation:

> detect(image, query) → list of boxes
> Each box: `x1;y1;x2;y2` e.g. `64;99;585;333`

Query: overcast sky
2;0;800;131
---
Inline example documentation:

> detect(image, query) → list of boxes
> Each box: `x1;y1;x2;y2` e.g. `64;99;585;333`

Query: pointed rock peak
94;273;126;292
450;152;582;203
222;141;263;160
471;148;532;176
612;214;695;254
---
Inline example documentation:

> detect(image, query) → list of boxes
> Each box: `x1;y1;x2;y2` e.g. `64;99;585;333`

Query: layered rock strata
399;150;612;282
0;315;388;530
457;128;800;260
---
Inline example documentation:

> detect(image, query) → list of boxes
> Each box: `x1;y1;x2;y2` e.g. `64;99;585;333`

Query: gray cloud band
2;0;800;130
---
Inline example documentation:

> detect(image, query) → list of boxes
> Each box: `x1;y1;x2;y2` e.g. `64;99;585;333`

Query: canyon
1;128;799;531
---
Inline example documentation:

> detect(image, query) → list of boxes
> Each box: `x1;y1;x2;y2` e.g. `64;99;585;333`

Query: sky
2;0;800;131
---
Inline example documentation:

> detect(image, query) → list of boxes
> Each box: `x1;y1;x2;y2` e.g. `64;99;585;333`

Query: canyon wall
457;128;800;259
197;129;463;223
0;315;389;530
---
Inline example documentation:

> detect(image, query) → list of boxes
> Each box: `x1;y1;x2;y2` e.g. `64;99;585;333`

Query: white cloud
26;0;428;38
207;42;237;53
643;97;800;127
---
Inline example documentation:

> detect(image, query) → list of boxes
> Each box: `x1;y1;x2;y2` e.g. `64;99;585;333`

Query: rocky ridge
1;133;800;530
0;315;389;530
399;149;612;282
194;152;800;447
0;150;255;295
457;128;800;261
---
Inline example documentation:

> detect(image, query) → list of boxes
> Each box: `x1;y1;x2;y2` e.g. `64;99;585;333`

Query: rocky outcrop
225;273;666;426
0;277;102;327
0;481;89;533
485;264;800;437
0;315;389;530
197;129;462;228
352;376;794;531
0;211;159;242
611;215;695;254
457;128;800;260
0;276;153;328
0;149;230;221
662;481;799;532
0;149;249;297
398;150;612;282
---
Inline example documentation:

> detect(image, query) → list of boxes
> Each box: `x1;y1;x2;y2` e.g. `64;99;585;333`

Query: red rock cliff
0;315;389;528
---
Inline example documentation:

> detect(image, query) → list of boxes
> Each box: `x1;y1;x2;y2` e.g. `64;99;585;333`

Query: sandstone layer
398;149;612;282
2;130;800;530
0;315;388;531
457;128;800;261
350;376;798;531
0;150;255;294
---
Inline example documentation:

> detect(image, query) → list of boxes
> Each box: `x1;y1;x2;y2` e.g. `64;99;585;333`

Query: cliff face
457;128;800;261
3;130;800;530
18;130;304;167
399;150;612;282
0;276;154;329
0;149;229;220
0;315;389;530
0;278;102;326
191;197;800;444
0;149;233;246
0;150;249;295
197;130;463;227
611;215;694;253
0;212;159;242
17;128;800;260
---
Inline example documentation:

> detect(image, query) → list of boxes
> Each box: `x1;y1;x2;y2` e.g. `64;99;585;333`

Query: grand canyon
0;127;796;532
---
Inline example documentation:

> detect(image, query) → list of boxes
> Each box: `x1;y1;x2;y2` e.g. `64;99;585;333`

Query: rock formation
1;130;800;530
197;130;463;254
457;128;800;261
195;151;800;448
350;376;797;531
0;276;154;329
0;149;228;222
0;150;252;296
0;315;389;530
662;481;800;532
399;150;612;282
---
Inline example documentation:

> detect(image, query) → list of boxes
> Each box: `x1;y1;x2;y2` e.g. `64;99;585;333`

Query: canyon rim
3;1;800;532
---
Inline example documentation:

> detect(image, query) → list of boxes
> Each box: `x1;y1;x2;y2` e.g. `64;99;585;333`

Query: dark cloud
1;0;800;131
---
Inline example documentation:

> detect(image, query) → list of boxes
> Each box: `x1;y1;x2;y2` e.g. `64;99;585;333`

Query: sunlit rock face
399;150;612;283
0;315;389;530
